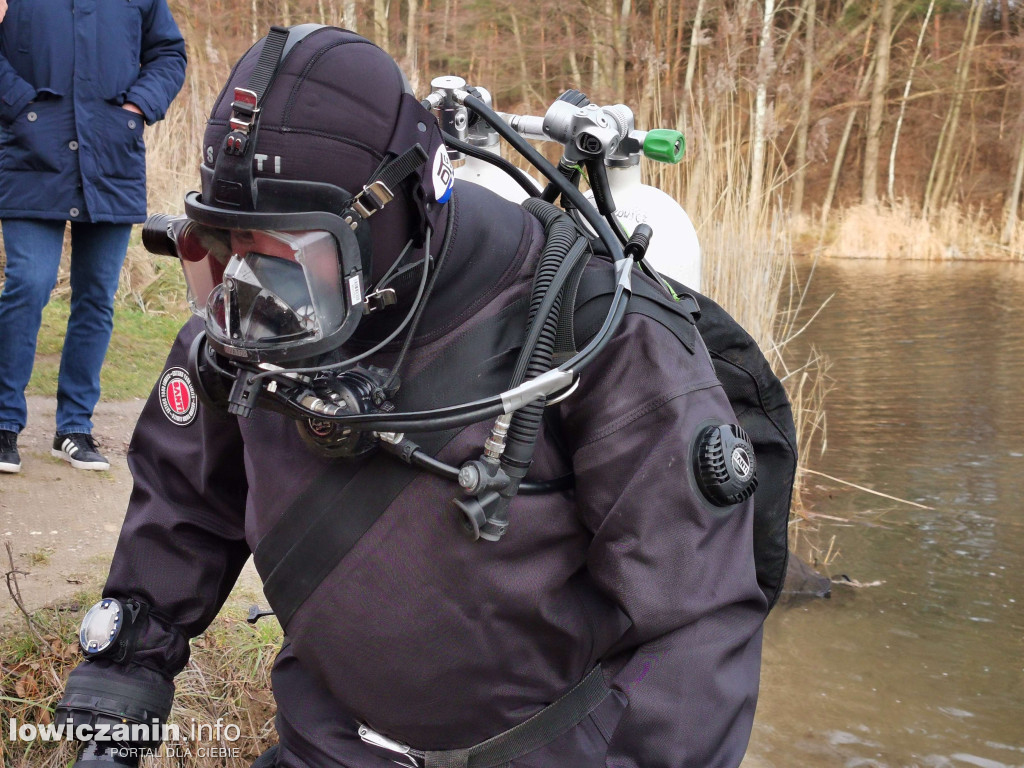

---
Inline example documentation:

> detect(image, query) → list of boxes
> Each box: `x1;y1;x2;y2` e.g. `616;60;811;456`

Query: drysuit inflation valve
693;423;758;506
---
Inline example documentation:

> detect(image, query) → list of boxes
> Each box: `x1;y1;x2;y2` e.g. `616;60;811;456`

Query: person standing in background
0;0;185;473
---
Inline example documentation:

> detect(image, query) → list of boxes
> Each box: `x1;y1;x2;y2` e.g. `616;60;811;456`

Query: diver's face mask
174;222;356;363
143;185;381;366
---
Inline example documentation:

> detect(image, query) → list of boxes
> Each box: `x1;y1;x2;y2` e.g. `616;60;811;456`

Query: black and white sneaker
52;433;110;471
0;430;21;473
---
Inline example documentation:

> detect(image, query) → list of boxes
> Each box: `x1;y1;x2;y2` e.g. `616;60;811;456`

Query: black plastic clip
247;605;276;624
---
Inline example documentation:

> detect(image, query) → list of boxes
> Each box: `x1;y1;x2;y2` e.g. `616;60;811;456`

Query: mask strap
213;25;324;209
349;145;429;219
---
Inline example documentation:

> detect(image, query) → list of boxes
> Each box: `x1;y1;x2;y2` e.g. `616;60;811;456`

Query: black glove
56;662;175;768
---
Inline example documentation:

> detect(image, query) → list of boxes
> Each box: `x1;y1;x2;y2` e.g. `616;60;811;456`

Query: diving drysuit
63;181;767;768
57;23;767;768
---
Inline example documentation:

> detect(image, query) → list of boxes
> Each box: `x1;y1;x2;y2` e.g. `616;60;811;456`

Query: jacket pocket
0;98;65;173
94;101;146;180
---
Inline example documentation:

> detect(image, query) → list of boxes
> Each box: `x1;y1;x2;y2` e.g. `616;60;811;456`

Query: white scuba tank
455;144;540;204
590;163;701;292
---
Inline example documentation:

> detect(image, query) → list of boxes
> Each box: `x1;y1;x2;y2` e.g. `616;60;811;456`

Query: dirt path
0;396;260;627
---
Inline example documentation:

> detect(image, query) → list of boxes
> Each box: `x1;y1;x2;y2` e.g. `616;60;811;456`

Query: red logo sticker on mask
159;367;198;426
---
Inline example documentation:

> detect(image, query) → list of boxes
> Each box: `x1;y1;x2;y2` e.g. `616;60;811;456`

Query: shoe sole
0;461;21;474
51;449;109;471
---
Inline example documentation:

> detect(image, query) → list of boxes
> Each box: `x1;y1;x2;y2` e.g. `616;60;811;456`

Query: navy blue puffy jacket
0;0;185;223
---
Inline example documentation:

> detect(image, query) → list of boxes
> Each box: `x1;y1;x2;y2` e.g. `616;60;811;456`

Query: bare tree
405;0;419;79
923;0;982;216
820;29;878;227
750;0;778;215
861;0;893;205
683;0;707;108
1002;127;1024;243
888;0;935;201
615;0;631;102
374;0;390;51
343;0;358;31
792;0;817;215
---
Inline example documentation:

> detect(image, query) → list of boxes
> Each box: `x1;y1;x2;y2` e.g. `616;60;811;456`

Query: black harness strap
571;266;698;354
254;296;531;629
418;665;609;768
356;665;609;768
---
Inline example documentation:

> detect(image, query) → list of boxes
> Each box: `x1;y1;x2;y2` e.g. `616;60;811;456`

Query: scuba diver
55;26;770;768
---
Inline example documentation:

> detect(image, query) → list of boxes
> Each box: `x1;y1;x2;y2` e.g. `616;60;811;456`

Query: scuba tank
602;161;701;291
426;80;699;289
490;92;700;290
427;77;541;205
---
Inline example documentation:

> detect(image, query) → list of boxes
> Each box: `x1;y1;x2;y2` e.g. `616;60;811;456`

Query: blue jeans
0;218;132;435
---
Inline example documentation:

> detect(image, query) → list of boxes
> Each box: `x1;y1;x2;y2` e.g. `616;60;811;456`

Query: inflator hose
502;199;580;486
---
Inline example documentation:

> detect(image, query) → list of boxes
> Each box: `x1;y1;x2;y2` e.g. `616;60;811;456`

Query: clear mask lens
174;225;347;350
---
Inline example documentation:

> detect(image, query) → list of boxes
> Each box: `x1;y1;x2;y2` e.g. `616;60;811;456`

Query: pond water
743;258;1024;768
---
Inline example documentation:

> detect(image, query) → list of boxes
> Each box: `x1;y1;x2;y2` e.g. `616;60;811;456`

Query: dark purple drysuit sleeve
561;313;767;768
102;319;251;678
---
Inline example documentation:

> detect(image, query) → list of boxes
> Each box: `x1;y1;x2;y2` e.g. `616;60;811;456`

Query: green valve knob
643;129;685;164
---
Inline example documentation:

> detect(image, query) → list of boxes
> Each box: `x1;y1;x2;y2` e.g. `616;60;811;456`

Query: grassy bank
1;592;279;768
27;300;188;402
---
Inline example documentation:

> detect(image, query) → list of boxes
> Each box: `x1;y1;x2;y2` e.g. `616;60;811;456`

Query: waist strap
358;665;610;768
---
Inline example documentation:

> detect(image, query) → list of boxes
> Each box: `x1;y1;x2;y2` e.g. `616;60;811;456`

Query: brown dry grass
821;201;1024;261
1;590;280;768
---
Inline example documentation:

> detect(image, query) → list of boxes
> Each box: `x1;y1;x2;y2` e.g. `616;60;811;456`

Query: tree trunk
923;0;982;216
405;0;418;66
792;0;816;215
1002;128;1024;244
820;30;877;227
588;4;606;96
888;0;935;201
749;0;777;216
509;6;543;108
615;0;631;102
343;1;358;31
683;0;707;108
374;0;390;51
861;0;893;205
565;14;583;86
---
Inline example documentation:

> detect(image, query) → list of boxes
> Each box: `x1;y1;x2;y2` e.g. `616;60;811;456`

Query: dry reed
0;590;280;768
823;200;1013;261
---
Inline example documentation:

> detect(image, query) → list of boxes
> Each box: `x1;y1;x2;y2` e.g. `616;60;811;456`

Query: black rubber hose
512;237;588;388
585;157;629;246
461;93;624;264
503;202;580;482
404;447;573;494
513;199;578;385
585;157;617;218
441;131;541;199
